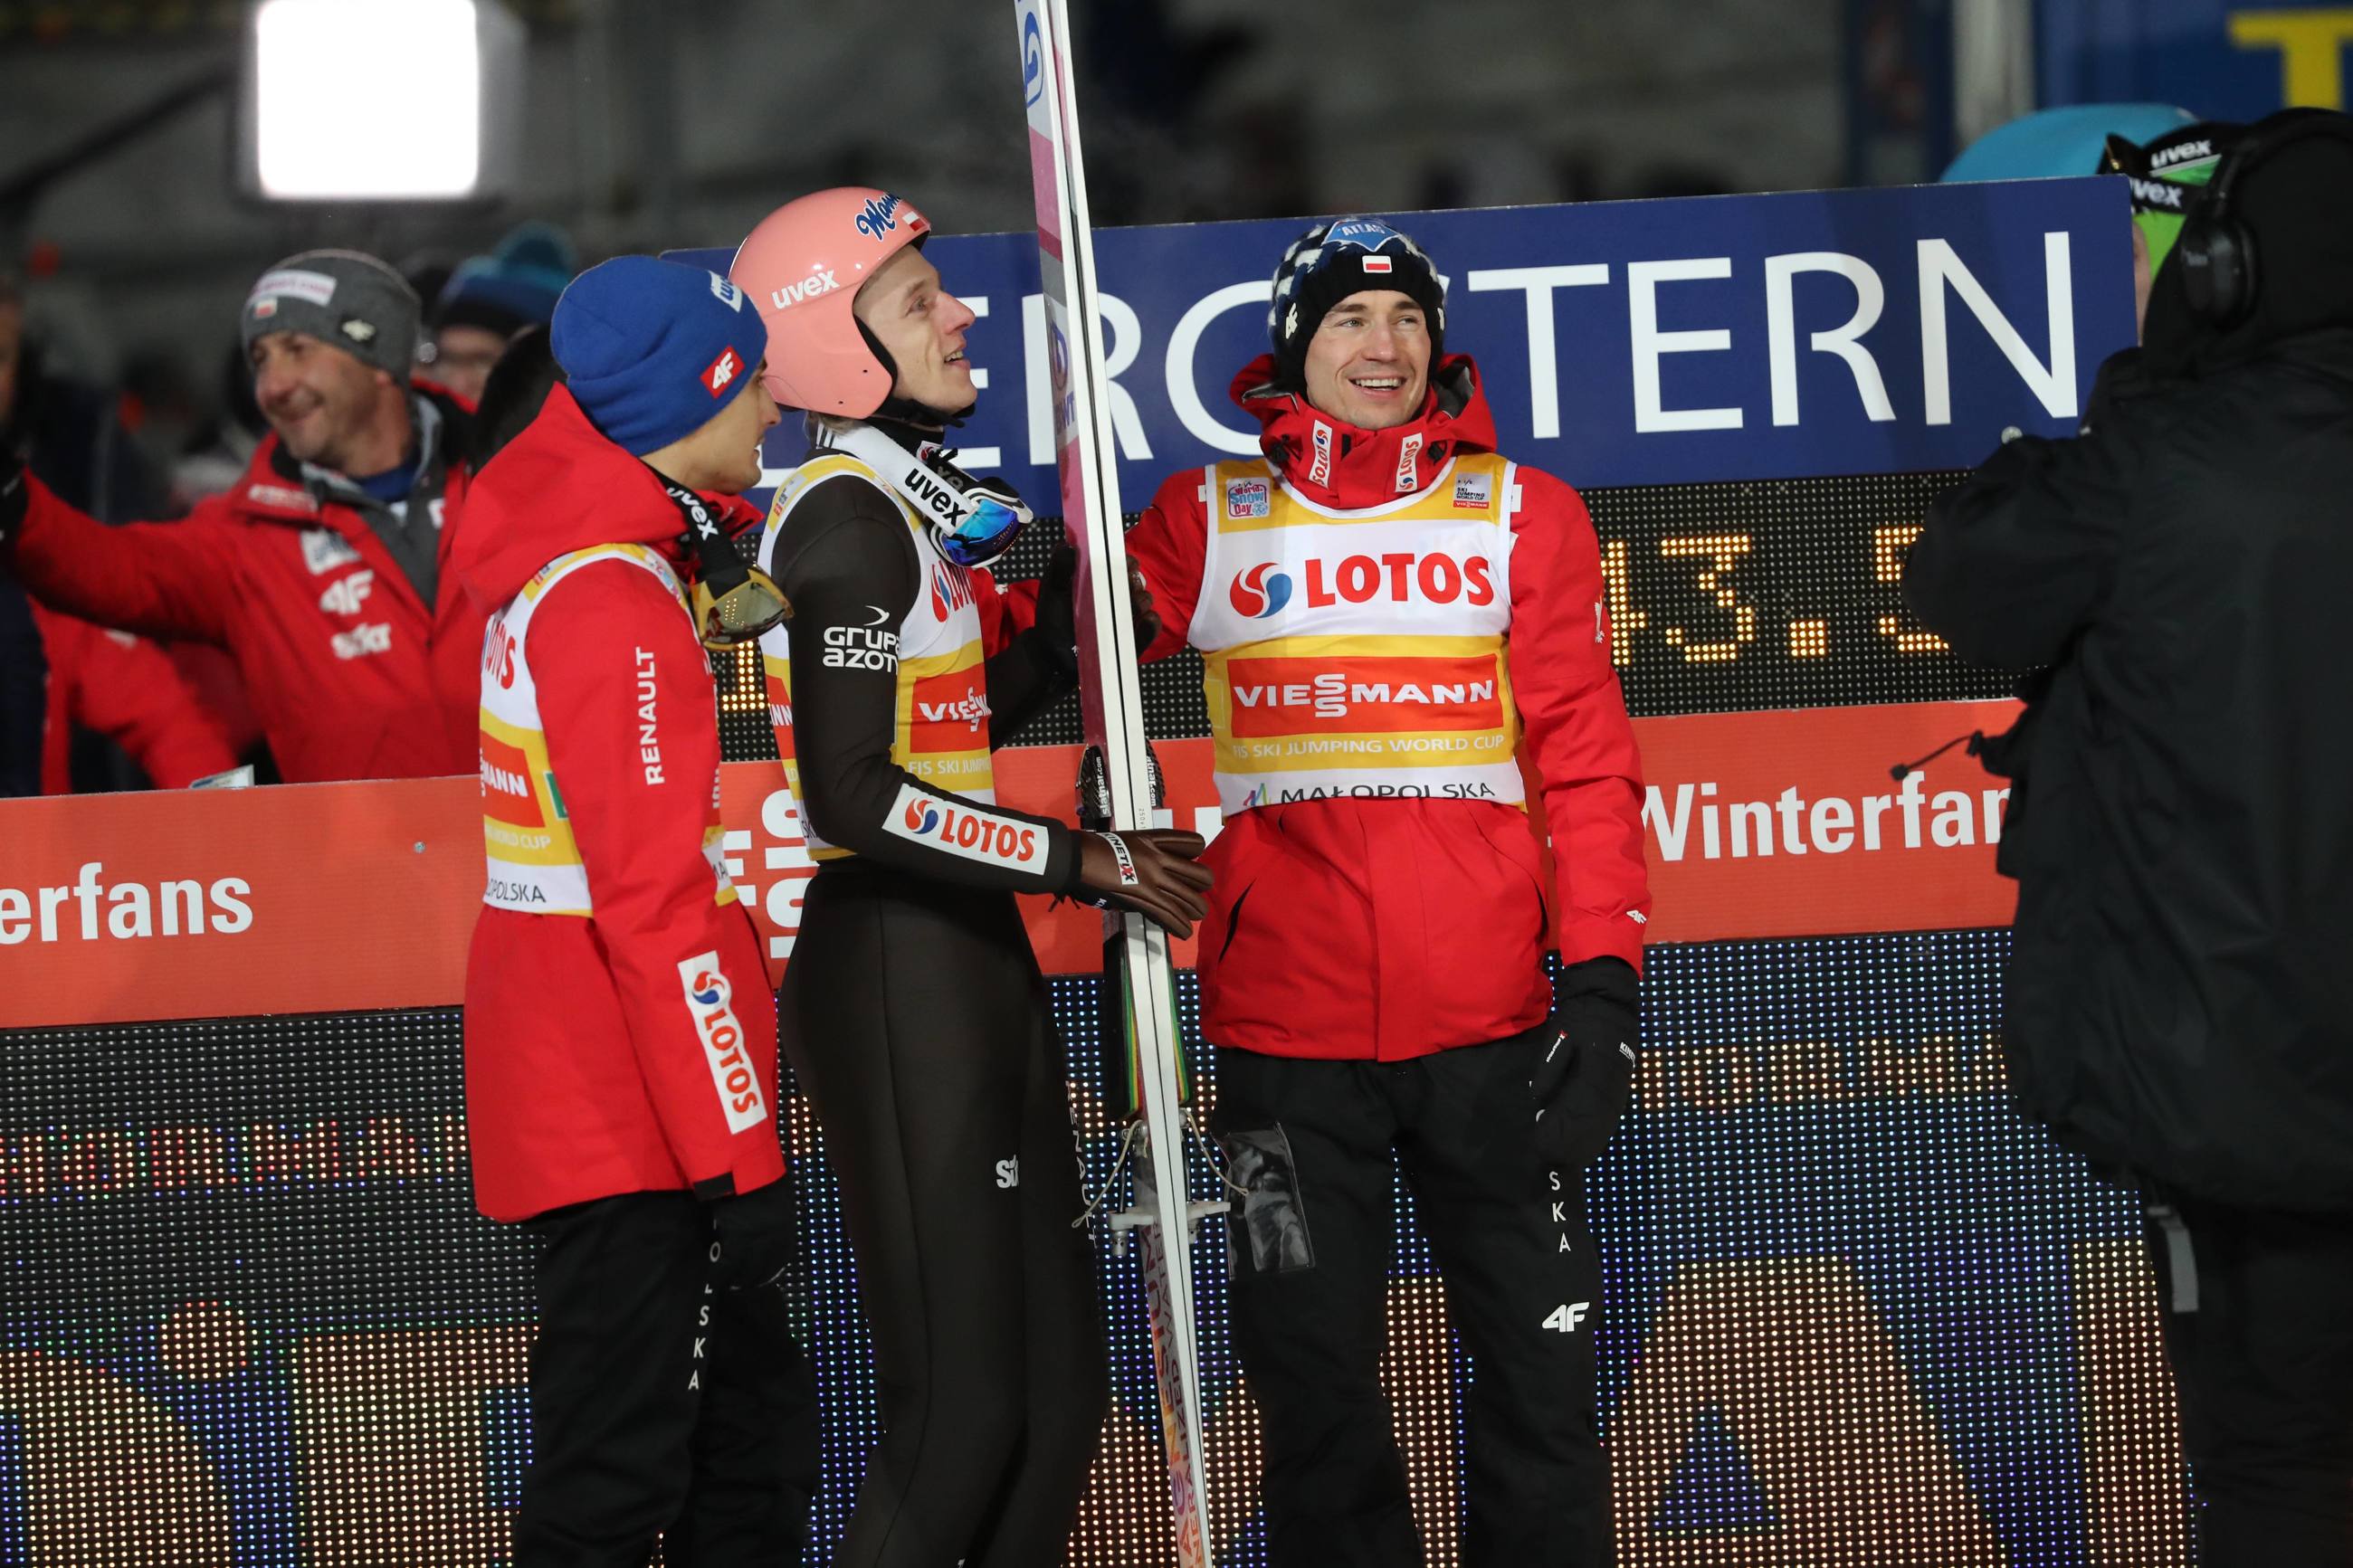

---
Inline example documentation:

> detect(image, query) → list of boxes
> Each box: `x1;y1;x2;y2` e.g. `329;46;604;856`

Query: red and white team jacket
28;603;239;794
9;387;483;784
1125;353;1651;1062
453;386;782;1222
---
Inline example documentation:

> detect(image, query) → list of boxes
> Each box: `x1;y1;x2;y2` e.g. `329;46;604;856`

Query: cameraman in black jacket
1906;109;2353;1563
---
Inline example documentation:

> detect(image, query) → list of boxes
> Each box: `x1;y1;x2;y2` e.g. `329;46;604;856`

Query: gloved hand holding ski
1072;827;1213;936
1034;538;1161;673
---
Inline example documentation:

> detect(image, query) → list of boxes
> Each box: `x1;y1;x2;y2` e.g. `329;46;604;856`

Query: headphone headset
2175;109;2353;328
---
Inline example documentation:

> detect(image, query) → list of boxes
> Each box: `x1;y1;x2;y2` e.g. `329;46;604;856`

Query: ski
1014;3;1215;1563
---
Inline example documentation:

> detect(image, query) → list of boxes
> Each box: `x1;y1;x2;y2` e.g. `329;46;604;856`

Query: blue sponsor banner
2038;0;2353;122
676;176;2135;510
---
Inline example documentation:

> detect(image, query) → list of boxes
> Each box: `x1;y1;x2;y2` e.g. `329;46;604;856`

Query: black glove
709;1174;795;1291
1531;956;1640;1175
0;449;26;562
1031;538;1161;672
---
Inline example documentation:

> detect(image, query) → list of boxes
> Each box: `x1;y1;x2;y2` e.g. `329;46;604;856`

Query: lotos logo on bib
885;784;1045;870
1234;552;1491;615
1225;478;1271;520
1229;562;1295;619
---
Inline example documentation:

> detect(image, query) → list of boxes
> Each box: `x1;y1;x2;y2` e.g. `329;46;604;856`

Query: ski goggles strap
820;421;1033;568
652;470;794;648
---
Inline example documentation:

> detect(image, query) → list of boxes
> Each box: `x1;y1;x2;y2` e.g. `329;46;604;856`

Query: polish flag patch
1361;256;1394;274
703;347;741;396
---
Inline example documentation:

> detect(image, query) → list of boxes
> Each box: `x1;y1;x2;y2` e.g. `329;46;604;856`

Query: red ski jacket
6;388;482;784
454;387;783;1222
1125;354;1650;1061
30;604;238;794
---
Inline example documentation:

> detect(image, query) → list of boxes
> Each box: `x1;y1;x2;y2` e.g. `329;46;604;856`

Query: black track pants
1211;1034;1611;1568
783;862;1110;1568
2145;1195;2353;1565
515;1191;820;1566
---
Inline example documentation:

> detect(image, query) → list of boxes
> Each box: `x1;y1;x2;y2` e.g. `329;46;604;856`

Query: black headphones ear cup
2177;213;2256;327
2172;109;2353;328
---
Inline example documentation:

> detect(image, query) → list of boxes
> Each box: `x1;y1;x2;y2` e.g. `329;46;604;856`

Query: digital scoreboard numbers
1589;469;2010;717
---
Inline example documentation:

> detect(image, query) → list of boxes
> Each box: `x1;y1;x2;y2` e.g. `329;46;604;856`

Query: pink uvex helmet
729;187;932;417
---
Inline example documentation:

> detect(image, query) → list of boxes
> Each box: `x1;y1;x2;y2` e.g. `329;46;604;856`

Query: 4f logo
318;569;374;616
1542;1302;1592;1334
703;347;739;396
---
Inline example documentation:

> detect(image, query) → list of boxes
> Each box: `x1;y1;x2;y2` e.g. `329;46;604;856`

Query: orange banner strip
0;701;2019;1029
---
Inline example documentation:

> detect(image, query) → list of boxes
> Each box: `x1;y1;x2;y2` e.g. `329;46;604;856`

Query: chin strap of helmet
853;318;975;428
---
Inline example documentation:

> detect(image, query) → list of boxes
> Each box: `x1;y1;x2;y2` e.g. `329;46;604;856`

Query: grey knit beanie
241;249;420;380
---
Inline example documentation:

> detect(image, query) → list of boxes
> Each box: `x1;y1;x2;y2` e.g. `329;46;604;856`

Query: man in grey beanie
0;247;490;783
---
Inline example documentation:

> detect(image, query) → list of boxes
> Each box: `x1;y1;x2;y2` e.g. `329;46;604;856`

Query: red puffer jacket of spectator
29;603;238;794
5;387;481;783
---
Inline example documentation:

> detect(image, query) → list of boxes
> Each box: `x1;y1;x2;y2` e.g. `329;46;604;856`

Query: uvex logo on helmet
1230;562;1294;619
770;267;843;310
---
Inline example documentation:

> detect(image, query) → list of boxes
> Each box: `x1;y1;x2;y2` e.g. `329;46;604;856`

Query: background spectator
0;251;486;784
423;222;577;404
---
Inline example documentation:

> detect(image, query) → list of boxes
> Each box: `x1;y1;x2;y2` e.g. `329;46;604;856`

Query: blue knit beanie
551;255;768;455
435;220;576;336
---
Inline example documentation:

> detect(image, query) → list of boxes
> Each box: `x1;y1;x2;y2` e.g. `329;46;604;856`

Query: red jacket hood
1228;352;1499;509
452;384;757;612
